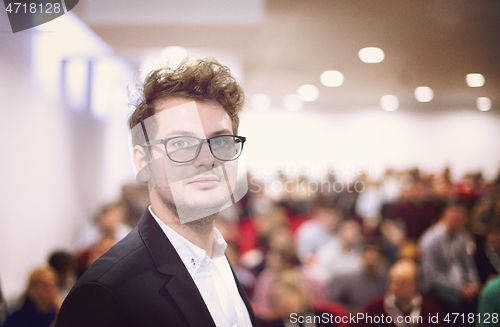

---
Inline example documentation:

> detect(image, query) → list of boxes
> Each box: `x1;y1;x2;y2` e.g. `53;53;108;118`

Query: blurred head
411;181;428;201
338;220;362;248
88;235;117;265
486;220;500;255
311;197;342;232
271;270;313;317
27;267;59;312
97;202;126;234
265;246;300;272
48;251;76;289
267;226;294;251
362;245;382;268
441;203;467;234
387;259;418;303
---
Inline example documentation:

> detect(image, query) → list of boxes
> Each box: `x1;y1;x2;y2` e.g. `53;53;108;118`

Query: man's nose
193;141;215;168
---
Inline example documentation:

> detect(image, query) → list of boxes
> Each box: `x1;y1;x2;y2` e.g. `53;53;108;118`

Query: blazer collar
137;208;257;327
137;209;217;327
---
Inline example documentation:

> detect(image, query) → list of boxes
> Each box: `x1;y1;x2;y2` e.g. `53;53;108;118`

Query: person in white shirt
55;58;257;327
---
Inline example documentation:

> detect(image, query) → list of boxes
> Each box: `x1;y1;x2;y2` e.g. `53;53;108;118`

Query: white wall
240;108;500;181
0;13;133;301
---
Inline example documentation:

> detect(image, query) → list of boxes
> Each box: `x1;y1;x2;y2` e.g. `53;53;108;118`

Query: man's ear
133;145;150;184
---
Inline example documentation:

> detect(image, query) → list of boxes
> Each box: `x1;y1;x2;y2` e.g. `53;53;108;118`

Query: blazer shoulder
76;228;151;286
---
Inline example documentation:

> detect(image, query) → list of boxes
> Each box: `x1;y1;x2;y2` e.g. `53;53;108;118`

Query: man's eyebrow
209;129;233;137
163;130;197;138
162;129;233;139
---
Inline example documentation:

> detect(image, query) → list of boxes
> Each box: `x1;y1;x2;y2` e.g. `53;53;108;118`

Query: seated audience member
252;247;301;318
360;259;445;327
258;269;343;327
47;251;76;300
476;274;500;327
379;219;407;265
0;278;7;326
3;267;61;327
315;220;363;283
73;202;131;252
419;201;480;315
474;218;500;284
328;245;387;311
295;199;341;264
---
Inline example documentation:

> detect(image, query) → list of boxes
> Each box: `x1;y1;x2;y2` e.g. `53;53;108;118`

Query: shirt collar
148;205;227;274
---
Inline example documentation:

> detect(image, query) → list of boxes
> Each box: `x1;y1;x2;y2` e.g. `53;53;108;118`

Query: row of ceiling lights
251;47;492;112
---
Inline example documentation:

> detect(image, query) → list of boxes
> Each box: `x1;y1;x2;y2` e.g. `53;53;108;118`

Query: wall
0;12;133;301
240;108;500;182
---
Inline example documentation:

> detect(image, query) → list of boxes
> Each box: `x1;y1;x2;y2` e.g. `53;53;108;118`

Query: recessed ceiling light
297;85;319;101
477;97;492;111
358;47;385;63
466;73;485;87
250;94;271;111
283;94;303;111
380;95;399;111
414;86;434;102
320;70;344;87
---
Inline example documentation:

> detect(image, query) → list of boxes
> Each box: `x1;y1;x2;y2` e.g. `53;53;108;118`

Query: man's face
388;271;417;302
442;205;466;234
488;230;500;255
29;271;58;307
136;98;239;223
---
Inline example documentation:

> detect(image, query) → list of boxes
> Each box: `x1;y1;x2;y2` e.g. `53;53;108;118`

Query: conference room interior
1;0;500;325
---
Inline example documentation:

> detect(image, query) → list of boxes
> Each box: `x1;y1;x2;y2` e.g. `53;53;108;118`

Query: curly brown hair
128;58;245;146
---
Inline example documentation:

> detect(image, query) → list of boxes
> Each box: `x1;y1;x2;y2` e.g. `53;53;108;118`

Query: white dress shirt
149;206;252;327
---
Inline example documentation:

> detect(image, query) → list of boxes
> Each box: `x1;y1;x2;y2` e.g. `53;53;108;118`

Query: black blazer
55;209;258;327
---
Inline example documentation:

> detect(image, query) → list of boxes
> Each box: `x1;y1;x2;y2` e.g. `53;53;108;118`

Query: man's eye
212;139;225;147
173;138;197;148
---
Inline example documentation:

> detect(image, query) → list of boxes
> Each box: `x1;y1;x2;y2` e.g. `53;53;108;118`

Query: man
55;58;257;327
360;259;444;327
328;245;386;311
419;202;480;316
294;198;341;264
314;220;363;283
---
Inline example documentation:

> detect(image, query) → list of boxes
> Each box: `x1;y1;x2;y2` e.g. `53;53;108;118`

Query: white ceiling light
297;84;319;101
466;73;485;87
380;95;399;111
477;97;492;111
320;70;344;87
251;94;271;111
414;86;434;102
358;47;385;63
283;94;303;111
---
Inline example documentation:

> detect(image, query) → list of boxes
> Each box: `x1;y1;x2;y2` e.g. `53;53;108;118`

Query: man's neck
150;202;217;258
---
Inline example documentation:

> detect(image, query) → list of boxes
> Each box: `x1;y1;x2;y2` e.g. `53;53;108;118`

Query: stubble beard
156;186;217;232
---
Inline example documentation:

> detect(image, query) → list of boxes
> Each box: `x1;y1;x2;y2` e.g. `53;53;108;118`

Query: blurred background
1;0;499;317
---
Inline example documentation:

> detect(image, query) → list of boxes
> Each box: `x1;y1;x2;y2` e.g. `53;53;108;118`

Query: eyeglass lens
166;136;243;162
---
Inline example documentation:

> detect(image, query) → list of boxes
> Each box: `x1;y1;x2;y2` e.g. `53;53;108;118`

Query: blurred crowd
1;166;500;327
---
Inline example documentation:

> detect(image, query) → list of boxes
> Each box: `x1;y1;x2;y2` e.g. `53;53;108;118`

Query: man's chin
175;196;229;223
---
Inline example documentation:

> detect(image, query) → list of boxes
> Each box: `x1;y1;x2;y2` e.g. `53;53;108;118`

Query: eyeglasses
142;135;246;163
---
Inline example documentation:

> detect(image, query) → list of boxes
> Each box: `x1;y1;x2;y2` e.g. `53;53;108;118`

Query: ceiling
73;0;500;113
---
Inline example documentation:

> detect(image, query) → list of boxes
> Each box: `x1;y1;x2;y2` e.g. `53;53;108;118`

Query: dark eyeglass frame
141;135;246;163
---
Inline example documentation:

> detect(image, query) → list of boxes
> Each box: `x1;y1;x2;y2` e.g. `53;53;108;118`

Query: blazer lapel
137;209;217;327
